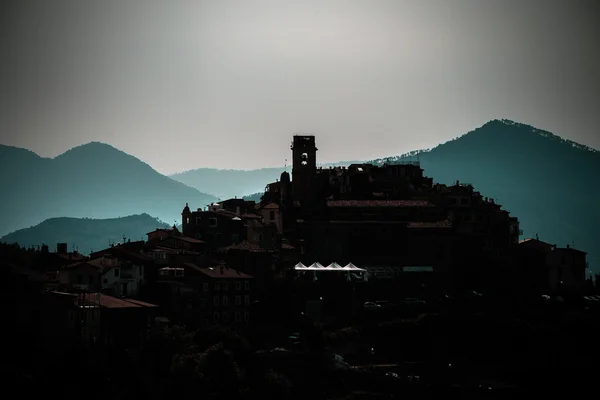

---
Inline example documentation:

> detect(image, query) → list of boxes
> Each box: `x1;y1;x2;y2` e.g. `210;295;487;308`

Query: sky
0;0;598;174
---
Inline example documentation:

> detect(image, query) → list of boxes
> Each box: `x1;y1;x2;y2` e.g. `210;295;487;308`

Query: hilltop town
3;135;599;399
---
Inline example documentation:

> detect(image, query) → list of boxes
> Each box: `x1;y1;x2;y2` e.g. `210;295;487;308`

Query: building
259;135;522;293
153;258;254;330
59;254;147;297
181;203;247;249
43;290;158;348
513;237;588;295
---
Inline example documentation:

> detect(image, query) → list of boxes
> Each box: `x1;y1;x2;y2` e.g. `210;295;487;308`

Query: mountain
170;119;599;272
242;192;263;202
0;142;217;236
169;161;359;200
380;119;599;273
0;213;170;255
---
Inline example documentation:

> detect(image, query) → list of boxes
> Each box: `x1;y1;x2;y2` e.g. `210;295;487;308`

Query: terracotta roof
217;240;271;253
327;200;434;208
177;236;206;244
146;228;173;235
123;298;159;308
407;220;452;229
63;260;102;270
184;262;253;279
82;293;158;308
262;203;279;209
111;248;154;262
216;209;241;218
242;212;262;219
54;253;88;262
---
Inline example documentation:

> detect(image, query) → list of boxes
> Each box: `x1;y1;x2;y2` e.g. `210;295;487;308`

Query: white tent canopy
343;262;366;271
294;262;308;270
294;262;366;272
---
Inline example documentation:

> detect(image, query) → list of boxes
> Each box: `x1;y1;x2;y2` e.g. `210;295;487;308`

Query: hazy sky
1;0;598;173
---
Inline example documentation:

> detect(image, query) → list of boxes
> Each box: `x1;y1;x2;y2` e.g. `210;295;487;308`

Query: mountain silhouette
380;119;599;273
169;161;359;200
170;119;599;273
0;142;217;236
0;213;171;255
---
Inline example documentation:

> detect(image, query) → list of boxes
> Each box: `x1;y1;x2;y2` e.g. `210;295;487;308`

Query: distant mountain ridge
0;213;171;255
0;141;217;237
169;160;360;201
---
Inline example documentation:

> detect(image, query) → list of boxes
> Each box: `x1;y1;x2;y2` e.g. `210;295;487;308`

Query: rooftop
184;262;253;279
407;220;452;229
327;200;434;208
218;240;272;253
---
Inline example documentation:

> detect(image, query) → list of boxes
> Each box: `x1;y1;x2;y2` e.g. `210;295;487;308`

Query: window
196;217;202;225
222;283;228;291
199;298;206;309
222;296;228;306
222;312;229;322
89;275;94;285
76;274;82;284
214;282;220;290
175;269;184;276
186;217;190;224
235;281;241;290
244;312;250;322
269;211;275;220
244;295;250;306
203;283;208;292
235;295;241;306
213;296;220;306
103;279;108;284
235;312;241;322
214;312;220;322
196;233;202;240
209;218;218;227
232;234;240;243
114;269;120;277
216;233;223;243
244;281;250;290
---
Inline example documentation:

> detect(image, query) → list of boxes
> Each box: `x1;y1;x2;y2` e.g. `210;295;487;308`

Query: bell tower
291;135;318;203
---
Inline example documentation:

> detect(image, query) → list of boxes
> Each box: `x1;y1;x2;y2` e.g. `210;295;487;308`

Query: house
181;203;246;249
217;240;275;292
153;258;254;330
147;226;179;242
59;261;102;291
60;255;146;297
43;290;159;348
514;237;588;294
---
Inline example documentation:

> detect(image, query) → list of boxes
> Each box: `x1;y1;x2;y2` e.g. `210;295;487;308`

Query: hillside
0;214;170;256
386;119;599;273
0;142;217;236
